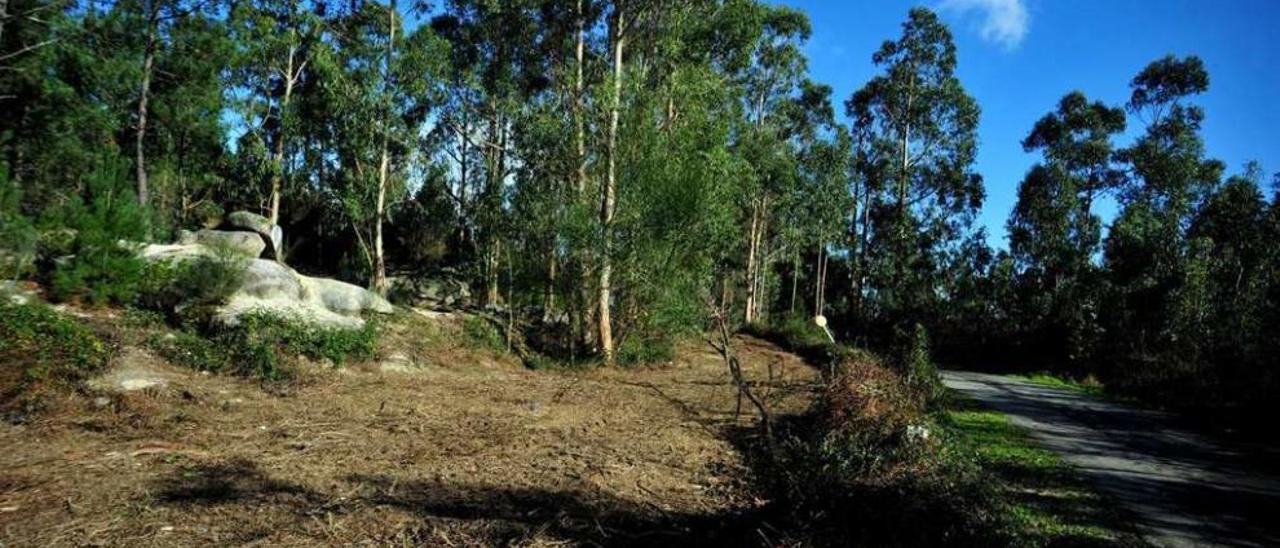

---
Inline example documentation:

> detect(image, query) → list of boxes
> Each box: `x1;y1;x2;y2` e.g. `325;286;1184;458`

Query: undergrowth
461;315;505;353
154;311;377;381
0;302;112;417
749;317;1136;546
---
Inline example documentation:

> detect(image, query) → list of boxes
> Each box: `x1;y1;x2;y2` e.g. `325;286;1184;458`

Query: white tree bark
599;8;625;364
135;1;159;208
372;0;397;295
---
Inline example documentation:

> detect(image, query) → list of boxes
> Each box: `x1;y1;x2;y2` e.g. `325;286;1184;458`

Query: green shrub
136;243;248;316
900;323;945;407
42;159;151;305
1;302;111;408
770;314;832;349
156;311;377;381
462;315;505;352
121;307;167;328
152;331;230;373
0;165;37;281
763;351;1002;545
616;332;676;365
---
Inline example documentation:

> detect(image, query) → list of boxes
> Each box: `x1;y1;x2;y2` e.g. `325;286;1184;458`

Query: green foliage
901;323;944;405
0;165;38;281
769;315;832;350
844;7;985;351
0;302;111;405
42;159;151;306
761;347;1003;545
615;333;677;366
136;244;249;316
461;315;505;353
157;312;378;381
152;331;231;373
944;403;1140;544
120;307;167;328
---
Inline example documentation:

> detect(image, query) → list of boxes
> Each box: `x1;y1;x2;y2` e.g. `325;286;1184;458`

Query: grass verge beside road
943;395;1146;546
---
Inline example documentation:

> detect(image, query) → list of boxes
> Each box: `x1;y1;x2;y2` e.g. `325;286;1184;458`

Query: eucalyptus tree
311;0;446;293
142;9;233;229
1007;91;1125;368
733;3;810;325
227;0;327;225
1184;166;1270;388
125;0;215;210
1103;55;1223;375
846;7;982;341
601;0;749;363
780;80;845;318
429;0;542;306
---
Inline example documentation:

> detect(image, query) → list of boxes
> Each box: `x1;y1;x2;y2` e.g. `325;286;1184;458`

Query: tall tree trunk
574;0;587;196
374;143;389;294
744;197;760;324
135;2;158;208
544;245;557;318
483;113;503;306
789;247;799;314
599;10;624;364
572;0;595;348
372;0;397;295
853;180;872;319
813;242;822;318
755;224;769;323
269;42;299;226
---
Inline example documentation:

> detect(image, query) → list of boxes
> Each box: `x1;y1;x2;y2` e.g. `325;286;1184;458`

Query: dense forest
2;0;1278;419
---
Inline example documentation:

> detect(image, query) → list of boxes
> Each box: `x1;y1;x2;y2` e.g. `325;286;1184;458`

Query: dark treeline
2;2;1277;415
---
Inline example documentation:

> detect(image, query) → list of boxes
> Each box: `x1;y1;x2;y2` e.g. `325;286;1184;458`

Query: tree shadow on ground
150;457;782;546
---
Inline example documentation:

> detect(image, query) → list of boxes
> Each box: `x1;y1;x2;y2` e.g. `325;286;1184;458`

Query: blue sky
778;0;1280;248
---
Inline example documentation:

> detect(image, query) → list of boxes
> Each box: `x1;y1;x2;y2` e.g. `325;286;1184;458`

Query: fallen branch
708;299;773;447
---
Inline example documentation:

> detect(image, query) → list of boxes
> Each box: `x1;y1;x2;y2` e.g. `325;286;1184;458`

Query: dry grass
0;309;820;547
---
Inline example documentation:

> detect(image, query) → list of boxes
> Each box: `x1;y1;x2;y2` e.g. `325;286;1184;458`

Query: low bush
156;311;378;381
615;332;676;365
898;323;945;408
765;314;832;350
1;302;112;413
462;315;505;352
152;331;231;373
136;244;248;317
744;318;1005;545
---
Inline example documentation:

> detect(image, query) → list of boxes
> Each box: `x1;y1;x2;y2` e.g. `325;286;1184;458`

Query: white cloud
939;0;1030;50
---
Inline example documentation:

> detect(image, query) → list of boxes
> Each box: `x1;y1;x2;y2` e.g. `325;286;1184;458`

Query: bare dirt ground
0;311;820;547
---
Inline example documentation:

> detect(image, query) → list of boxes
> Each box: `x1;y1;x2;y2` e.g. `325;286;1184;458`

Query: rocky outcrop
189;229;267;258
140;212;392;328
389;269;472;310
226;211;284;260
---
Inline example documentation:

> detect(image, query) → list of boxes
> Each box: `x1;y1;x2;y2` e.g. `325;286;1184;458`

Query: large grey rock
226;211;283;259
238;258;304;300
304;276;394;316
193;229;266;259
139;239;392;328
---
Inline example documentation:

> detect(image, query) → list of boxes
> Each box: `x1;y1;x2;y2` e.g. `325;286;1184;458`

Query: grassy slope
944;395;1146;546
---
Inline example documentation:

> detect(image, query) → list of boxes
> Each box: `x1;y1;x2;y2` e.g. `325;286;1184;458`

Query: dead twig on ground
707;299;773;449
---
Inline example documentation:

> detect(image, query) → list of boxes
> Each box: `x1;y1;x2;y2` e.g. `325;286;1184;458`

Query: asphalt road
942;370;1280;548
